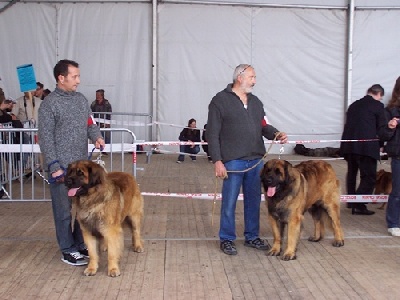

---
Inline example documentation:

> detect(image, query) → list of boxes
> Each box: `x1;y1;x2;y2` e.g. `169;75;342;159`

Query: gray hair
232;64;252;82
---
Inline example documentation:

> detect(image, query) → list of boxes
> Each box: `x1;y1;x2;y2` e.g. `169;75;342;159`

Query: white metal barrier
92;112;152;145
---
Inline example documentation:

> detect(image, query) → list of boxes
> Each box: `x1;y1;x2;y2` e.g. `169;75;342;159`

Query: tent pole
345;0;355;118
151;0;158;142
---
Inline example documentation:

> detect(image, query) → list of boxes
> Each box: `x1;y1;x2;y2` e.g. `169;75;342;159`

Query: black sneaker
79;248;89;258
61;251;88;266
244;238;271;250
220;240;237;255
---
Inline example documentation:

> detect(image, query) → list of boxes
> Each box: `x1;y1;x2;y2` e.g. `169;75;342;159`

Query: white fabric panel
352;9;400;107
253;8;347;148
0;4;56;97
157;5;253;141
56;3;152;117
158;5;346;150
0;3;152;141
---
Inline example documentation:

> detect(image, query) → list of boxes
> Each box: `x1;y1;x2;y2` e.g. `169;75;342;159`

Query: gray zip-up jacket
206;84;279;163
38;87;102;174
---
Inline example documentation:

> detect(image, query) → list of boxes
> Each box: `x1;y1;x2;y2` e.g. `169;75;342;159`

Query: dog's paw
108;267;121;277
266;248;281;256
281;252;297;261
133;244;144;253
84;267;97;276
332;240;344;247
308;236;322;242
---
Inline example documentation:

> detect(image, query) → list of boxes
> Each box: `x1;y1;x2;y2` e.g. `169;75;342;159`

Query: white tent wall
0;4;56;97
0;1;399;154
0;2;152;142
159;4;347;149
352;8;400;106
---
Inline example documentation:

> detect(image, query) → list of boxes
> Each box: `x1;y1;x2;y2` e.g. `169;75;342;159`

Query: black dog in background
294;144;340;158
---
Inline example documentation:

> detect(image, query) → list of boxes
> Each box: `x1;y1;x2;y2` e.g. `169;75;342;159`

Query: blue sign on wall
16;64;37;92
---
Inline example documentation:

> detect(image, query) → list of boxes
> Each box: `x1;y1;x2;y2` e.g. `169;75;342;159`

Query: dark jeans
345;153;377;208
177;145;200;161
387;157;400;228
49;182;85;253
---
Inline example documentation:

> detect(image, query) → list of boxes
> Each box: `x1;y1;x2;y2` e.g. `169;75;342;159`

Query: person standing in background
34;82;45;100
91;89;112;153
340;84;389;215
12;91;42;127
202;123;212;162
382;77;400;236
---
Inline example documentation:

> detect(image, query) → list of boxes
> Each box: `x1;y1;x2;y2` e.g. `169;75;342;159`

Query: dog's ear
88;163;103;187
283;160;293;184
260;162;268;179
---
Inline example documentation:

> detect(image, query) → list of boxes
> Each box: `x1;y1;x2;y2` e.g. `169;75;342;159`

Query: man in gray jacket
38;59;105;266
207;64;287;255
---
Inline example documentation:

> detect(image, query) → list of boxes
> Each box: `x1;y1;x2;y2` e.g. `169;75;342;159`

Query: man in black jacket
340;84;388;215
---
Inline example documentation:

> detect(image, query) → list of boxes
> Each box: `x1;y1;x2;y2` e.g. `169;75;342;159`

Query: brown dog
260;159;344;260
65;160;144;277
375;169;392;209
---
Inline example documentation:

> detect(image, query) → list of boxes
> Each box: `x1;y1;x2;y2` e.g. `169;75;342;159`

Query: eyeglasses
238;65;251;75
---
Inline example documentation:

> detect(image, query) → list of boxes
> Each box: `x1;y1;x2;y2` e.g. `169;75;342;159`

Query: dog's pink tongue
267;186;276;197
68;188;80;197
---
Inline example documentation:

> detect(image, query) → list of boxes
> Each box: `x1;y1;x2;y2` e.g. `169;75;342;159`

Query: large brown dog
260;159;344;260
375;169;392;209
65;160;144;277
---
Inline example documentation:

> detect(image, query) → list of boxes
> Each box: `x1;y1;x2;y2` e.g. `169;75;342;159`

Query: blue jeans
387;157;400;228
49;182;85;253
177;145;200;161
219;159;263;242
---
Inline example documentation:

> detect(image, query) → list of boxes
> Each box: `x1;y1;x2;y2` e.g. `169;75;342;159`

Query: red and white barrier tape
141;192;388;203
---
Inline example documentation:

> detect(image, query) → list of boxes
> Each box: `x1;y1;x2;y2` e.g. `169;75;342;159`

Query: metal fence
0;125;138;202
92;112;152;144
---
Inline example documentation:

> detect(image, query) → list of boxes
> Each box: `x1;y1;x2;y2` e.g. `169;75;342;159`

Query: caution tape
141;192;388;202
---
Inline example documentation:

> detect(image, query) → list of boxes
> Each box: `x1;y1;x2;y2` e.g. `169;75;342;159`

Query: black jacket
340;95;389;160
207;84;278;162
383;106;400;157
178;127;200;143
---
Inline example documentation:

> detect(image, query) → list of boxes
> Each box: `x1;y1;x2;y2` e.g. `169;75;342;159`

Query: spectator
34;82;45;100
12;91;42;127
0;87;5;104
43;89;51;99
38;59;105;266
0;98;15;123
206;64;287;255
176;118;201;163
90;89;112;152
202;123;212;162
340;84;389;215
383;76;400;236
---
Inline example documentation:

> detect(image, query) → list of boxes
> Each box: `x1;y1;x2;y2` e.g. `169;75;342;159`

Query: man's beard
240;82;254;94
